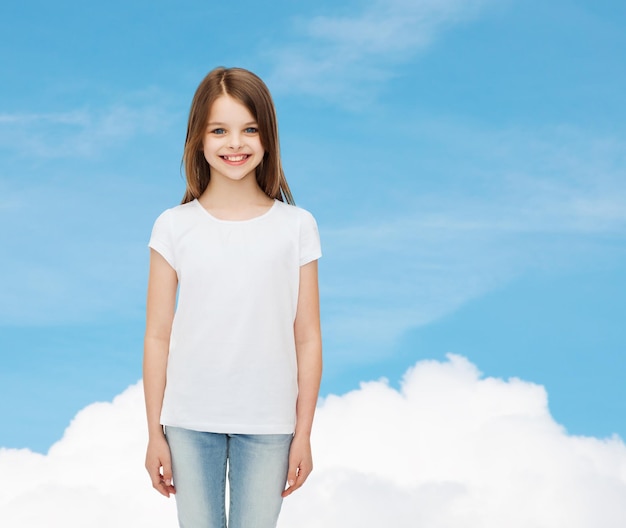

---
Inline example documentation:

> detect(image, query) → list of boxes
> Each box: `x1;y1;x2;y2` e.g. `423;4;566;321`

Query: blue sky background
1;0;625;453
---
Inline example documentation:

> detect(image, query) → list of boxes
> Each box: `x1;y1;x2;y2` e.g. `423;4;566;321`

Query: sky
1;0;626;525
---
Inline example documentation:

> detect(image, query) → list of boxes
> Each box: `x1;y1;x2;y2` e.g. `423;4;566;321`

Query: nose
228;132;243;150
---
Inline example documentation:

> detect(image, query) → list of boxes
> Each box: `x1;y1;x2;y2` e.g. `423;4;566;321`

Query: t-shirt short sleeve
148;209;176;269
299;209;322;266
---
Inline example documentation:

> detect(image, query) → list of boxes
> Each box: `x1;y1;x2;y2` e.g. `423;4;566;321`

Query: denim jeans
165;426;293;528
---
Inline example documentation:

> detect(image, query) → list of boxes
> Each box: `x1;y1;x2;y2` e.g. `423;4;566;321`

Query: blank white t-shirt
149;199;321;434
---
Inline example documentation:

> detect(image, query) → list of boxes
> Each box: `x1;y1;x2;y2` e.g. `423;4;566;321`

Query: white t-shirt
148;198;321;434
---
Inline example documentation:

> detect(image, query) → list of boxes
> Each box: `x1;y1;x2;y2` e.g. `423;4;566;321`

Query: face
203;94;265;184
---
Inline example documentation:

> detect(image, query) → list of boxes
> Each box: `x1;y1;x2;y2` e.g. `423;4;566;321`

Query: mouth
221;154;249;162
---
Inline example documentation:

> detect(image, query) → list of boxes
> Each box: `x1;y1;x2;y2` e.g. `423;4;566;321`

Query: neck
200;175;272;210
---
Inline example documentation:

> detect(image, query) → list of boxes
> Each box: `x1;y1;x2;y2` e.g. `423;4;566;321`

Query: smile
221;155;249;162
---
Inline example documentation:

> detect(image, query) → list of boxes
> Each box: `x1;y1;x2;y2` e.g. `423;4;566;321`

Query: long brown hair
181;67;294;205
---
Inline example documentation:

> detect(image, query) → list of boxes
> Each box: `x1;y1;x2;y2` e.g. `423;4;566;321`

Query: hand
145;434;176;497
282;434;313;498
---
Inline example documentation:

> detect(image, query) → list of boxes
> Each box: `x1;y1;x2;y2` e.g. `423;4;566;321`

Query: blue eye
211;128;226;135
244;127;258;134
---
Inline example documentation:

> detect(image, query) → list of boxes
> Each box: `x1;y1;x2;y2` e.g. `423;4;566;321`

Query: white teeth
223;155;247;161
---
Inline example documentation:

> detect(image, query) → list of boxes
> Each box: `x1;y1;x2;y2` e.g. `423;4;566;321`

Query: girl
143;67;322;528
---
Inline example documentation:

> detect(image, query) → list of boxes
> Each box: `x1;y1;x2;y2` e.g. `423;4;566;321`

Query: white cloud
0;111;89;125
266;0;497;104
286;354;626;527
2;355;625;527
0;383;177;527
0;91;173;159
316;123;626;359
0;82;187;326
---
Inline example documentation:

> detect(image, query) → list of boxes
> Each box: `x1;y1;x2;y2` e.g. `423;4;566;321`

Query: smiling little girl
143;67;322;528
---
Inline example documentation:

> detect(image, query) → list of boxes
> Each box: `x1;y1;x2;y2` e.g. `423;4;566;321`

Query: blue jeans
165;426;292;528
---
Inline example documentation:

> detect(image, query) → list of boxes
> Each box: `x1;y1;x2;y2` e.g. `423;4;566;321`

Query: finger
154;473;176;497
161;454;173;488
157;478;176;497
282;462;299;498
160;455;176;496
282;464;311;497
147;459;175;497
286;463;298;490
292;466;310;491
146;460;162;488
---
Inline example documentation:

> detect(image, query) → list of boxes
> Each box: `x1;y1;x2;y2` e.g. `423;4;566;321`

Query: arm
143;249;178;498
282;260;322;498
